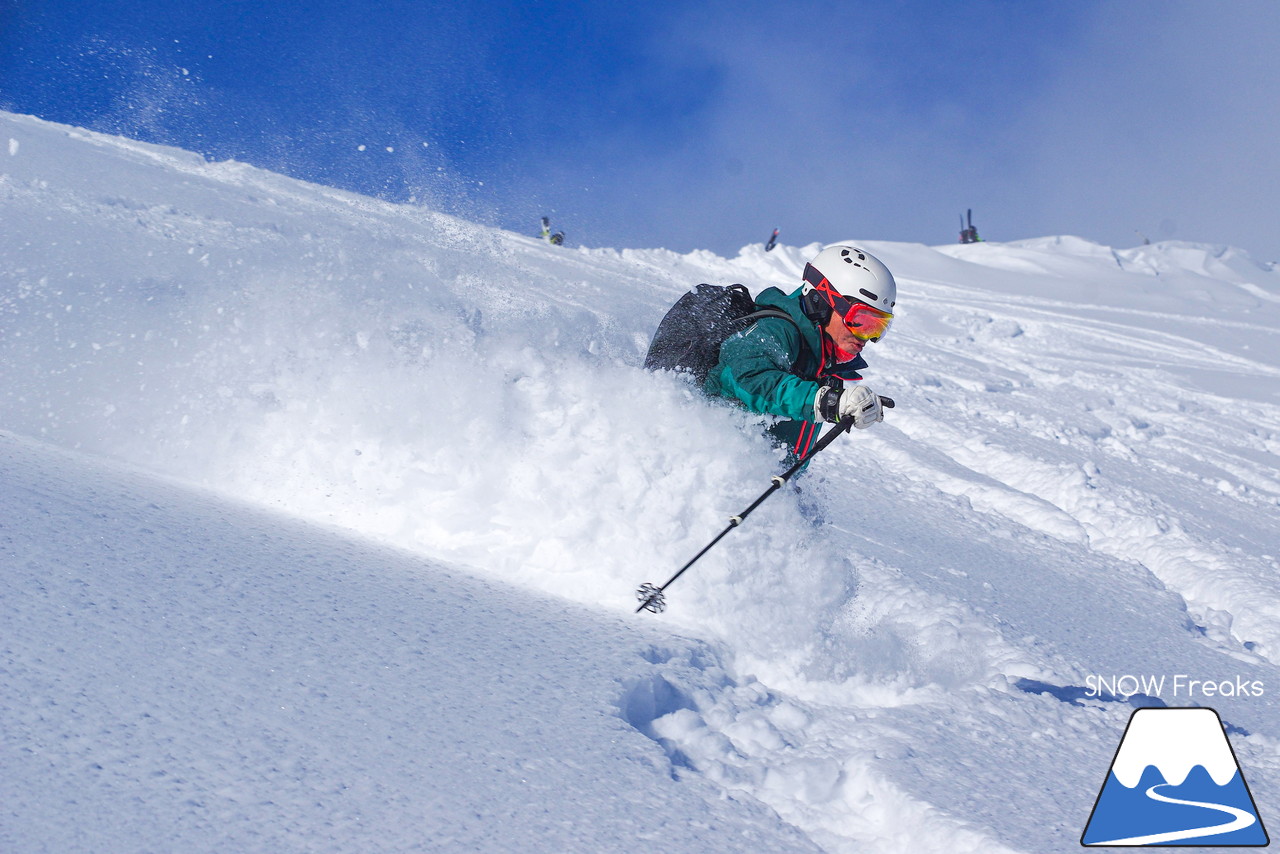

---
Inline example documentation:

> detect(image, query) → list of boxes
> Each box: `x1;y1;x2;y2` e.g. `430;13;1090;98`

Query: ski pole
636;396;895;614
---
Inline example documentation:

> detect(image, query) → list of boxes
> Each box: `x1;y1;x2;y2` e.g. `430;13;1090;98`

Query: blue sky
2;1;1277;260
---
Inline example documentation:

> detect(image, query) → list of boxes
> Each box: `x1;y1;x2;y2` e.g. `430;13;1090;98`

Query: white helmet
802;244;897;314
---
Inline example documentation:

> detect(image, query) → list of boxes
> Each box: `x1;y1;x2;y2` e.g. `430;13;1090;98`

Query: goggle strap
802;263;828;292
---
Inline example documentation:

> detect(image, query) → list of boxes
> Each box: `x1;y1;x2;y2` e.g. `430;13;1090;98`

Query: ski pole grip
879;396;895;409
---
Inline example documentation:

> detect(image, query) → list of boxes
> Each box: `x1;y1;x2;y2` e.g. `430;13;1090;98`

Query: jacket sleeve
705;316;821;421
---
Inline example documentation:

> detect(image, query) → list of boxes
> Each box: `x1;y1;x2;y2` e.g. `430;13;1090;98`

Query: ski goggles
831;293;893;341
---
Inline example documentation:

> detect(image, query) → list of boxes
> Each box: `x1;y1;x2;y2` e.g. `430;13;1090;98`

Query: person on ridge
704;243;896;461
540;216;565;246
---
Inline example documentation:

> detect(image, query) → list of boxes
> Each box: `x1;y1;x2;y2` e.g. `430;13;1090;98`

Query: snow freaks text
1086;674;1265;701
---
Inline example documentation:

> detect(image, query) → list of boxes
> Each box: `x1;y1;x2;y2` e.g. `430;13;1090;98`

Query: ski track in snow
4;110;1280;853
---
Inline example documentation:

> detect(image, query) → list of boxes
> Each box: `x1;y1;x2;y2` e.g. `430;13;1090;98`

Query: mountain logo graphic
1082;707;1269;847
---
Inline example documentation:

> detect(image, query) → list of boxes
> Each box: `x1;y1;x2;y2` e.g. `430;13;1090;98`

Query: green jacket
704;285;866;459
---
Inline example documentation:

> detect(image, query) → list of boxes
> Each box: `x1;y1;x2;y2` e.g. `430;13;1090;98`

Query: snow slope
4;110;1280;852
0;431;818;853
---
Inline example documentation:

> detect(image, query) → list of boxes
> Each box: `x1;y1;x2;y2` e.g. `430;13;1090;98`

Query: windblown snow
3;110;1280;853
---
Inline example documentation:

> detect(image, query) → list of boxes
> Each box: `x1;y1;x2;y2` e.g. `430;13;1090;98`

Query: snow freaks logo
1081;708;1269;847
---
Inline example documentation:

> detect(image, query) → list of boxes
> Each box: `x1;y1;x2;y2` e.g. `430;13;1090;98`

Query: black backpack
643;284;802;385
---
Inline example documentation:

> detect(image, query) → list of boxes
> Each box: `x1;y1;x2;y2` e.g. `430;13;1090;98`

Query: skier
959;209;982;244
704;244;895;461
540;216;566;246
633;244;896;612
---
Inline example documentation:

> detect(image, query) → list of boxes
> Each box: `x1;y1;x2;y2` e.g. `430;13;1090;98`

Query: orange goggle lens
836;299;893;341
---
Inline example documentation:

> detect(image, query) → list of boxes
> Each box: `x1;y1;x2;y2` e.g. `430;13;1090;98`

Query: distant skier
959;209;982;244
540;216;565;246
765;228;780;252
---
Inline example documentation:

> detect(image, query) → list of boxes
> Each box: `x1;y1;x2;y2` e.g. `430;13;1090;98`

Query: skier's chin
834;338;865;362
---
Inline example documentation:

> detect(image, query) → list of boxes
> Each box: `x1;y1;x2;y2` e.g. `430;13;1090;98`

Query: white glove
814;384;883;428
